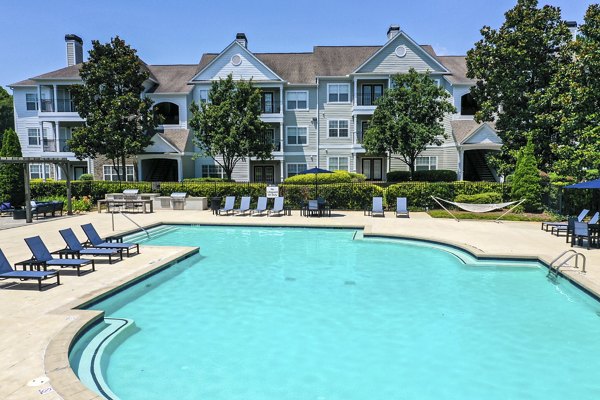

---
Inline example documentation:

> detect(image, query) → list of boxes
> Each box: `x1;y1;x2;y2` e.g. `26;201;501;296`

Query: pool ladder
547;250;586;278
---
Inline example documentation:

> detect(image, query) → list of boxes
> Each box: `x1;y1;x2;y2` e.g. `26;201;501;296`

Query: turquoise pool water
71;226;600;400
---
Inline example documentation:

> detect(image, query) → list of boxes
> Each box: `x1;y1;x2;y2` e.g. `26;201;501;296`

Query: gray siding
283;87;318;155
318;80;354;148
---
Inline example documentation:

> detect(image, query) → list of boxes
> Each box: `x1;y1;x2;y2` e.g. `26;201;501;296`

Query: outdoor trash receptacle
211;197;221;214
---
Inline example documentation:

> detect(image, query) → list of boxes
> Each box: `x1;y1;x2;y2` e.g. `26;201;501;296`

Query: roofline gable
460;122;498;145
353;30;449;74
147;132;180;153
190;41;284;83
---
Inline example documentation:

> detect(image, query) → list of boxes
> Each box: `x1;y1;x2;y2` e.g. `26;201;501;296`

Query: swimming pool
70;225;600;400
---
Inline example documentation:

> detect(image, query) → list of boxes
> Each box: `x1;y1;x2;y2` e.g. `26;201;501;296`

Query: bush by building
387;169;457;182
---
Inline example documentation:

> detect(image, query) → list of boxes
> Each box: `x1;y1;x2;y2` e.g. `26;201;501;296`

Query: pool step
76;318;138;400
126;225;179;243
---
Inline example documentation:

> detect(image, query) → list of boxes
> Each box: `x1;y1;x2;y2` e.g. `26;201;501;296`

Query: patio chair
235;196;251;215
251;197;268;216
365;197;385;217
553;216;577;240
589;212;600;225
24;236;95;276
542;209;589;232
81;223;140;256
396;197;409;218
268;197;286;217
0;249;60;291
0;202;14;216
305;200;320;217
571;221;594;250
59;228;122;264
218;196;235;216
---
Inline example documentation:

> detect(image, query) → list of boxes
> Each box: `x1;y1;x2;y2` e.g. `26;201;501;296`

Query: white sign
266;185;279;198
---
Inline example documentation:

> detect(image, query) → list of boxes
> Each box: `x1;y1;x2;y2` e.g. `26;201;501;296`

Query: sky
1;0;594;90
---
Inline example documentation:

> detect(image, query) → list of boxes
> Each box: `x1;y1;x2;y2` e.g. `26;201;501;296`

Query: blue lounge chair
24;236;95;276
571;221;594;250
251;197;268;216
365;197;385;217
235;196;251;215
0;249;59;291
268;197;286;217
218;196;235;215
542;209;589;232
81;223;140;256
59;228;122;264
396;197;409;217
589;212;600;225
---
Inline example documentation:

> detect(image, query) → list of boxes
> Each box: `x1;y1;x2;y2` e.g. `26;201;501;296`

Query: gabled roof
451;120;497;144
436;56;475;85
146;65;197;94
30;64;82;80
159;129;192;153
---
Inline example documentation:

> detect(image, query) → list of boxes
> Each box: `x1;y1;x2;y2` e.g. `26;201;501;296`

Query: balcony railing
356;92;383;106
355;132;365;144
57;98;77;112
40;99;54;112
261;104;281;114
43;139;70;152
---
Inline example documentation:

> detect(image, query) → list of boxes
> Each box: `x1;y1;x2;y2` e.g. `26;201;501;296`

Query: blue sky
2;0;593;90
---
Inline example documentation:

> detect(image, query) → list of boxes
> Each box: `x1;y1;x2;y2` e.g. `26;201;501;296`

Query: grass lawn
427;209;561;222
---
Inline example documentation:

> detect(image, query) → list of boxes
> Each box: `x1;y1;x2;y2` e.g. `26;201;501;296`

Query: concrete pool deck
0;209;598;399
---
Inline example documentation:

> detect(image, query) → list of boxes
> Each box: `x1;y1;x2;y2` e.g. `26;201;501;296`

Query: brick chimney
236;33;248;48
65;34;83;67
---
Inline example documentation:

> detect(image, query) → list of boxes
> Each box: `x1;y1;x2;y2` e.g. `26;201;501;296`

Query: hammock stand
430;196;526;223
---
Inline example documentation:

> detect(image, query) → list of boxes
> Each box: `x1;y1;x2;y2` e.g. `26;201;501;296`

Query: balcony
356;92;383;106
261;103;281;114
43;139;70;152
40;99;54;112
57;98;77;113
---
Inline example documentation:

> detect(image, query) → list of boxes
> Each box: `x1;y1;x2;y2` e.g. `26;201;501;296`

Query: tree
0;129;24;206
466;0;572;173
69;36;158;181
511;136;542;212
362;69;455;179
189;74;272;181
0;87;14;144
551;5;600;179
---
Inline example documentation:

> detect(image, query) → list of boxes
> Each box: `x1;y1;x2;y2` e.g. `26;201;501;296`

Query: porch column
38;85;42;111
279;84;284;114
24;163;32;223
353;78;358;106
53;85;58;112
280;161;285;182
56;121;60;153
458;148;465;181
353;115;357;144
137;158;143;181
353;151;357;173
177;157;183;181
280;123;284;153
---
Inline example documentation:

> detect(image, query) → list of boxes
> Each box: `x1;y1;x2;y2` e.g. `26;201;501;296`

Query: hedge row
387;169;457;182
30;180;512;211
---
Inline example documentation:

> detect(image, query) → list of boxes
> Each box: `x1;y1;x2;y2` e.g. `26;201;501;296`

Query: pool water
71;226;600;400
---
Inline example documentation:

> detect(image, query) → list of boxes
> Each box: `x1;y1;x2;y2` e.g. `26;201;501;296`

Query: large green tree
551;5;600;179
0;129;24;206
189;74;272;181
362;69;455;179
466;0;572;173
69;36;158;181
0;87;14;144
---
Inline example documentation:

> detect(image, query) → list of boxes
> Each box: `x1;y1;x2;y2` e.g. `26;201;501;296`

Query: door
362;158;383;181
73;166;87;180
254;166;275;183
361;85;383;106
262;92;274;113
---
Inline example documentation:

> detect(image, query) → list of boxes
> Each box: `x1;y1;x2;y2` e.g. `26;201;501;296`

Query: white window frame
198;89;210;104
328;119;350;138
285;91;309;111
327;83;351;103
201;164;224;178
415;156;438;171
103;165;135;181
286;163;308;178
327;156;349;171
28;128;41;146
26;93;38;111
286;126;308;146
29;163;51;180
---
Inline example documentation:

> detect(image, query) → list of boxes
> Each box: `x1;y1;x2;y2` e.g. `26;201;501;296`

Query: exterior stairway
145;159;177;182
464;150;496;182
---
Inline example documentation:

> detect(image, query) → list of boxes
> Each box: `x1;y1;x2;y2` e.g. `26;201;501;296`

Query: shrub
387;169;457;182
79;174;94;181
454;192;502;204
183;177;232;182
511;136;542;212
280;183;383;209
0;129;24;206
36;196;93;212
284;170;366;184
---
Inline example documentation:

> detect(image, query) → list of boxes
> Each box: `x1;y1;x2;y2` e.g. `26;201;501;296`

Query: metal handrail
548;250;586;277
111;210;150;238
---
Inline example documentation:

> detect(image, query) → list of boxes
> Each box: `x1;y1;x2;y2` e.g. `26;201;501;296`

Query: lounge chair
396;197;409;217
0;202;14;216
365;197;385;217
571;221;594;250
542;209;589;232
235;196;251;215
24;236;95;276
268;197;286;217
59;228;122;264
218;196;235;215
589;212;600;225
0;249;60;291
251;197;268;216
81;223;140;256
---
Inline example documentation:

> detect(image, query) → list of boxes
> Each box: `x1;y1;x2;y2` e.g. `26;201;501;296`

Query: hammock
430;196;526;222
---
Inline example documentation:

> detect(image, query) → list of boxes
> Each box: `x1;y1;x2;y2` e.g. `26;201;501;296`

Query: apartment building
9;26;502;182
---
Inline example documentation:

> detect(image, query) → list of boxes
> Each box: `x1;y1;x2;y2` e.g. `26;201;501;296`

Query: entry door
254;166;275;183
73;166;87;180
362;158;383;181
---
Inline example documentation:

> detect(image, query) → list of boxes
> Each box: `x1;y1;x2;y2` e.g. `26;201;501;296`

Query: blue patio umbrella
564;179;600;189
297;167;333;198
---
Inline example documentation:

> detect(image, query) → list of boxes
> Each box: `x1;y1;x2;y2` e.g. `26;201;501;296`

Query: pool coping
45;221;595;400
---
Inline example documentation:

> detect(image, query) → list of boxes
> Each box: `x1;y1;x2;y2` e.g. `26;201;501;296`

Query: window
261;92;274;113
199;90;209;103
286;91;308;110
328;157;349;171
328;84;350;103
26;94;38;111
286;127;308;145
103;165;134;181
287;163;307;178
29;164;51;180
28;128;41;146
461;93;479;116
361;84;384;106
328;120;349;138
154;102;179;125
202;164;224;178
415;156;437;171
